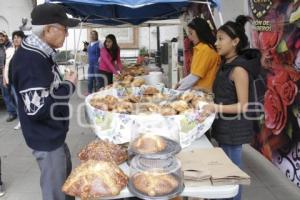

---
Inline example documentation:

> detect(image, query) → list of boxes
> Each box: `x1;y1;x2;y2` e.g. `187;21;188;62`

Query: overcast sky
37;0;45;5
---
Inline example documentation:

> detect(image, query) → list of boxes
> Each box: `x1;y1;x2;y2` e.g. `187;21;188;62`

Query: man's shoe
14;122;21;130
6;115;17;122
0;184;5;197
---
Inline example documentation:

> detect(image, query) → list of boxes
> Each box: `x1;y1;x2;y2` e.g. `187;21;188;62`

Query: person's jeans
0;82;17;116
87;63;103;93
11;85;19;114
219;143;242;200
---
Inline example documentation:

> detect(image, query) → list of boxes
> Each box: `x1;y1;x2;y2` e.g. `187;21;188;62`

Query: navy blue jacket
11;40;75;151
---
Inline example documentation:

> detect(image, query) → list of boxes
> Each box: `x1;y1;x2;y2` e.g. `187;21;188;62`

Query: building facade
0;0;35;38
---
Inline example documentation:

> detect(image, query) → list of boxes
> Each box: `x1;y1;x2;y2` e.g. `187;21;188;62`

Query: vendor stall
46;1;249;199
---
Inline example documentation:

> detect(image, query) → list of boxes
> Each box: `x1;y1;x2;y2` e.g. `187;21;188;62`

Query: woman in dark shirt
203;15;261;200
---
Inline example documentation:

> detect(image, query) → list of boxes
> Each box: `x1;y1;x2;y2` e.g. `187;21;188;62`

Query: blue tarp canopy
48;0;219;25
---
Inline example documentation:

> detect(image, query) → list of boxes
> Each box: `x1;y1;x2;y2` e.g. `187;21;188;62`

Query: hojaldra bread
78;139;128;165
62;160;128;200
143;86;159;95
132;134;167;154
132;170;179;196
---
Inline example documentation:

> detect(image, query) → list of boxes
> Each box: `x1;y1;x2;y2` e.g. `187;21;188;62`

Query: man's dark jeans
0;82;17;116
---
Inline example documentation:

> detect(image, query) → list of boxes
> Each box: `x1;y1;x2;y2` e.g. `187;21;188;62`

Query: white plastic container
128;114;181;158
128;155;184;199
144;71;163;86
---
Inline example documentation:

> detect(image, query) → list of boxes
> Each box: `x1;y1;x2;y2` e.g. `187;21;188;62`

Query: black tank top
212;58;255;145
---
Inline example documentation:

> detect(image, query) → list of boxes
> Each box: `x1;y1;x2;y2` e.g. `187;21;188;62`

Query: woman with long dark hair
203;15;261;200
99;34;122;85
176;17;220;91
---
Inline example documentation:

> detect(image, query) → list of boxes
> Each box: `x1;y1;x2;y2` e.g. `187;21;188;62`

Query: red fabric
264;88;287;135
183;37;193;77
264;67;299;135
270;67;298;106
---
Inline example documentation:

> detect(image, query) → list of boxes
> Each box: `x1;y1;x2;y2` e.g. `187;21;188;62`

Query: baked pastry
103;95;118;104
141;95;154;103
132;134;166;153
138;103;160;113
179;108;194;114
123;75;134;82
62;160;128;200
152;93;167;101
90;96;106;110
132;171;179;196
143;87;159;95
160;105;177;116
119;80;132;88
203;93;214;102
122;66;146;77
90;95;112;111
123;95;141;103
92;101;109;111
170;100;189;113
131;78;145;87
103;95;119;110
191;96;206;108
78;139;128;165
180;92;196;103
135;67;146;76
112;101;133;114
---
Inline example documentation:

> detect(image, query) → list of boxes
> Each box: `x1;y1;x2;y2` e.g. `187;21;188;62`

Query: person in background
3;30;26;130
176;17;220;92
99;34;122;85
203;15;261;200
0;30;17;122
87;30;102;94
11;4;79;200
82;41;89;52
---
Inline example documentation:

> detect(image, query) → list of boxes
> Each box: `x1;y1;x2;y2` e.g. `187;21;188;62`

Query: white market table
103;135;239;199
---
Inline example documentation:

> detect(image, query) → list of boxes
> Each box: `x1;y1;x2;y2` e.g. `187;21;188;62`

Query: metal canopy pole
148;24;151;54
156;26;161;68
73;21;83;75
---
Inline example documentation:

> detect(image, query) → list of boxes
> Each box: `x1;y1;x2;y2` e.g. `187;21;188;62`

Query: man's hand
114;70;122;80
202;103;217;114
3;76;8;87
174;82;180;90
196;103;217;123
64;69;78;85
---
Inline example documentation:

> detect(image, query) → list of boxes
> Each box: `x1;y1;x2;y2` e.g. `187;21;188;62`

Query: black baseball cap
31;3;79;27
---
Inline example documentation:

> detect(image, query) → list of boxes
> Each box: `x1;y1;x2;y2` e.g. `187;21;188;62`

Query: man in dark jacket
0;30;17;122
11;4;79;200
